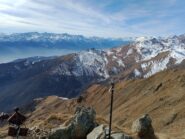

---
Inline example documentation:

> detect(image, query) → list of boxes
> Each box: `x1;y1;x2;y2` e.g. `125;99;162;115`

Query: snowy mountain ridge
0;34;185;110
11;34;185;80
51;34;185;79
0;32;132;63
0;32;131;44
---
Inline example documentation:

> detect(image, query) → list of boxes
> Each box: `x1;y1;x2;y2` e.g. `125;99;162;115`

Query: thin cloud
0;0;184;37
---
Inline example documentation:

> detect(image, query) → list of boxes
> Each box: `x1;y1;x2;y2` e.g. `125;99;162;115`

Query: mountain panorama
0;32;185;139
1;0;185;138
0;33;184;111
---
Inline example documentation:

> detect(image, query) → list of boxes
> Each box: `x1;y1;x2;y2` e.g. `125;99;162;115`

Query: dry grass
83;68;185;138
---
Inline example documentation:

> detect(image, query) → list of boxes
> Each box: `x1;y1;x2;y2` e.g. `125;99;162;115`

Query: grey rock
87;124;106;139
111;133;125;139
132;114;155;138
87;125;132;139
49;106;97;139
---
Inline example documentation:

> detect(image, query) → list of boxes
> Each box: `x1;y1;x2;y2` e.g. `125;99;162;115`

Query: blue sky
0;0;184;38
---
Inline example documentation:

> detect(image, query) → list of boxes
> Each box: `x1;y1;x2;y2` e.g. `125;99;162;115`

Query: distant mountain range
0;34;184;111
0;32;132;49
0;32;132;63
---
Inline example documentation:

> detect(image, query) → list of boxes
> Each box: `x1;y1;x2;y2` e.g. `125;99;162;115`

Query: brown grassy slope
83;68;185;137
2;68;184;138
23;67;185;137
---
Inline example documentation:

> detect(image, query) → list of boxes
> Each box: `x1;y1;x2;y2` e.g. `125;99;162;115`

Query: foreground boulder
87;124;105;139
49;106;97;139
132;114;157;139
87;124;132;139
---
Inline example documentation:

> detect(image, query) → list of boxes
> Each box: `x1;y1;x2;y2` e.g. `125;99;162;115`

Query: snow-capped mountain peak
77;34;185;79
0;34;185;111
1;33;185;82
49;34;185;80
135;36;149;42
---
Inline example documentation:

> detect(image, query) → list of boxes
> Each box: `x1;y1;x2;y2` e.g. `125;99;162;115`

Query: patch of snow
52;49;110;79
26;34;39;40
106;50;114;56
144;56;170;78
141;62;149;71
24;61;30;66
112;56;117;60
127;49;133;55
135;36;185;74
14;65;21;70
59;97;69;100
115;47;122;53
78;50;109;78
135;56;140;63
134;69;141;77
134;36;185;68
117;59;125;67
34;98;44;101
103;56;108;64
170;45;185;64
135;36;148;42
52;63;72;76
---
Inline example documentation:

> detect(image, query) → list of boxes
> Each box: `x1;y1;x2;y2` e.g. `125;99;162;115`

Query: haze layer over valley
0;32;131;63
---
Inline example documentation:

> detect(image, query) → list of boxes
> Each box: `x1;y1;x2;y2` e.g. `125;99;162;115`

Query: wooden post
16;126;20;139
108;81;114;139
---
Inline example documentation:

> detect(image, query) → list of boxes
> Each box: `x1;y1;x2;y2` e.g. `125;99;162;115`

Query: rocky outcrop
132;114;157;139
87;124;132;139
49;106;97;139
27;108;158;139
